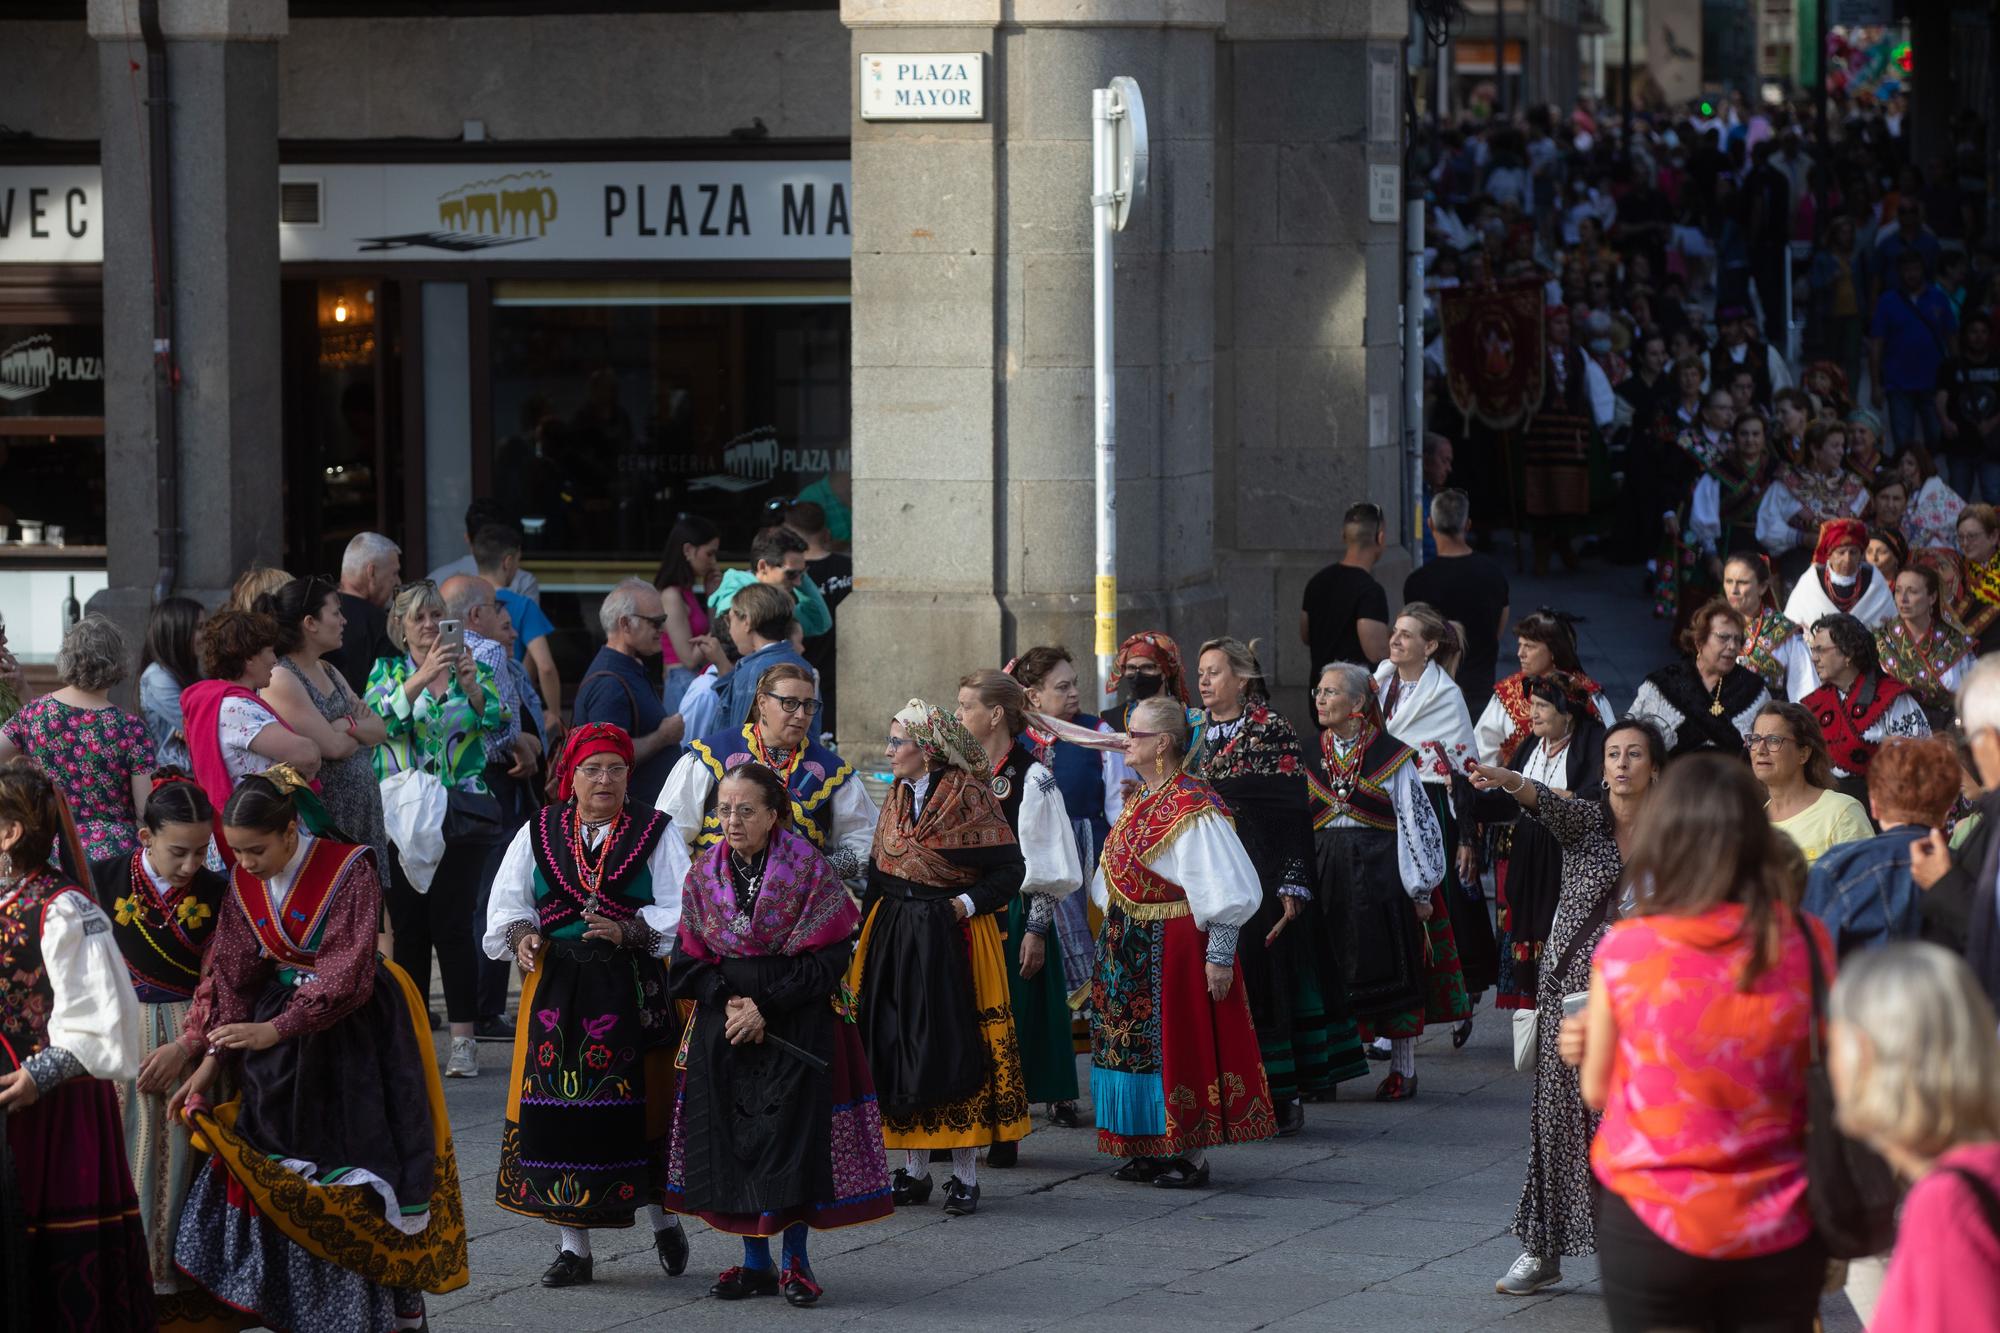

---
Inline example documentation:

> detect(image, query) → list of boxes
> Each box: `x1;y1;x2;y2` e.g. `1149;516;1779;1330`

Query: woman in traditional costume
1687;412;1779;565
1782;516;1896;631
955;669;1085;1160
0;759;152;1332
1876;564;1977;731
1101;630;1196;734
1721;554;1813;700
1474;610;1616;766
1889;445;1964;553
1472;675;1607;1013
1756;420;1869;585
1955;504;2000;653
1372;604;1483;1077
87;768;226;1298
1008;644;1128;1036
1307;664;1450;1101
1655;388;1744;625
483;722;691;1288
1629;598;1771;758
169;768;468;1332
848;701;1028;1217
1188;637;1341;1128
666;763;893;1307
657;661;877;875
1088;695;1276;1185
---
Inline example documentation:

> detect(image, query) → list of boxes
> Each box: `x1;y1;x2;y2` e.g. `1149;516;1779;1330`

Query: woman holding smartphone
1471;718;1667;1298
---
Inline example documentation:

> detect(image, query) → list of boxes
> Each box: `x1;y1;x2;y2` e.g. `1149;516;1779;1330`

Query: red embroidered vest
1803;673;1910;776
1101;774;1226;912
1309;730;1414;833
229;838;370;970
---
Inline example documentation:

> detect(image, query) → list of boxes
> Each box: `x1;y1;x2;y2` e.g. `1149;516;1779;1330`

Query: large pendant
729;910;752;935
991;774;1011;799
1709;699;1726;716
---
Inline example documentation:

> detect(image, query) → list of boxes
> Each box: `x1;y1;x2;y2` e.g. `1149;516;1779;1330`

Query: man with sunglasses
573;578;685;806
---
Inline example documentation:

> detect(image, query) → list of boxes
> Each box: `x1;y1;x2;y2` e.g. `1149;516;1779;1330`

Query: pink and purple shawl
677;824;856;961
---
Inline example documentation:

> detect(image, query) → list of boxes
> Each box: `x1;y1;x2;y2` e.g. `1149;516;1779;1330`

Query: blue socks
741;1237;774;1270
741;1223;810;1273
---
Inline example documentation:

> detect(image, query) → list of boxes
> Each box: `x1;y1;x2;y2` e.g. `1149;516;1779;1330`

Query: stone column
838;0;1225;740
87;0;287;647
1214;0;1409;715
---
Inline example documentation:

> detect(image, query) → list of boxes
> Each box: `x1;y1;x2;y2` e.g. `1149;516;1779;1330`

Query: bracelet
1504;774;1526;794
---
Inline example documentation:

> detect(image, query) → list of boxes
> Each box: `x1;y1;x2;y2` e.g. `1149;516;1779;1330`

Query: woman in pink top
653;514;724;713
1830;942;2000;1333
1563;754;1831;1333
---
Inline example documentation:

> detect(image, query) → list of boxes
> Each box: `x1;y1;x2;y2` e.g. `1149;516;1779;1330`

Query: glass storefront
486;281;851;562
0;320;105;547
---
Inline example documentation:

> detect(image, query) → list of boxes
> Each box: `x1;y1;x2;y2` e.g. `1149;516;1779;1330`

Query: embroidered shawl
870;766;1017;888
679;824;857;961
1373;659;1477;784
1876;620;1975;710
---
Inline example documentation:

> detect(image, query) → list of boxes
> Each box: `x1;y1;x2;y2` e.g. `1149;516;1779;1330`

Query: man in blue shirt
1805;735;1961;957
472;522;561;729
571;578;684;806
711;582;820;738
1869;248;1958;457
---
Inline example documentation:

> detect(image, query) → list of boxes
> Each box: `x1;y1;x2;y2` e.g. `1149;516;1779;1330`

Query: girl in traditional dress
1474;610;1616;766
1877;564;1977;731
1188;637;1340;1129
658;661;877;874
0;758;151;1332
1720;554;1813;701
1783;516;1896;630
87;768;226;1298
666;763;893;1307
169;768;468;1332
849;701;1028;1217
1372;605;1481;1084
1473;675;1607;1013
1757;420;1869;585
483;722;691;1288
1088;695;1275;1186
1307;664;1449;1101
955;669;1085;1161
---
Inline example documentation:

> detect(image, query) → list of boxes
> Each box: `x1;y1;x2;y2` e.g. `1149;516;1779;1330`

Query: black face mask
1124;673;1165;702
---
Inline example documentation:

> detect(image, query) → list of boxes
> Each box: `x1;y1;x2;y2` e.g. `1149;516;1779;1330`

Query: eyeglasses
1741;734;1795;752
1127;729;1165;740
884;737;913;751
1310;688;1349;702
629;611;668;631
716;803;768;822
761;692;814;715
574;763;630;783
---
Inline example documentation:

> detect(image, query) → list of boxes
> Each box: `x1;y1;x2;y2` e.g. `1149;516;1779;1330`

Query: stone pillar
838;0;1226;740
87;0;287;650
1214;0;1409;717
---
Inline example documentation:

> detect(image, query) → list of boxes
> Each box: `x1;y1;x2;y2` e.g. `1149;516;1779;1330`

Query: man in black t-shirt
1300;502;1392;673
1402;488;1510;721
1937;309;2000;501
328;531;401;695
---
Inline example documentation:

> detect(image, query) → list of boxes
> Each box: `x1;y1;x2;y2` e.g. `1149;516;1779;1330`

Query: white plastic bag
379;767;448;893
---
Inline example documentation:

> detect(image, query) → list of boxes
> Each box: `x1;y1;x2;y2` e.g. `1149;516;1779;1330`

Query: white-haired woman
1830;942;2000;1331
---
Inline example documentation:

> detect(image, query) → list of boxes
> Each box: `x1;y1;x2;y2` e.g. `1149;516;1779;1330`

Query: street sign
859;53;986;122
1108;76;1147;233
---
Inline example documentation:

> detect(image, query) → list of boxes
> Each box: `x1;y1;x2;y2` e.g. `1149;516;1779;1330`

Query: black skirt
233;961;436;1211
855;887;983;1118
1317;826;1426;1019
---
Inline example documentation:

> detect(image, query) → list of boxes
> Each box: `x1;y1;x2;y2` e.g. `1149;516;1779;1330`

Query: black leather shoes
891;1168;933;1206
1373;1072;1418;1101
1452;1016;1475;1049
541;1250;594;1288
1048;1100;1084;1128
1152;1157;1211;1190
780;1262;823;1307
1111;1156;1163;1183
941;1176;980;1216
986;1140;1019;1168
710;1265;780;1300
1275;1096;1305;1137
655;1221;689;1276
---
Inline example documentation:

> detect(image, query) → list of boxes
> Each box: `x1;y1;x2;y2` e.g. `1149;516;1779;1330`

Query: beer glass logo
360;170;557;253
0;333;55;403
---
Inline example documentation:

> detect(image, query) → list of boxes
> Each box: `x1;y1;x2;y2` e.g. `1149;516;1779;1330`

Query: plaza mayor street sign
859;52;986;121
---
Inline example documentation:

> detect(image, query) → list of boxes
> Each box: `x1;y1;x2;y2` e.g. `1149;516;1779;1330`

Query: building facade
0;0;1410;737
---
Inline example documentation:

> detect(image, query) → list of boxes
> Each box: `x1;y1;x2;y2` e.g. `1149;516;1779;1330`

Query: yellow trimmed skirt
847;907;1032;1151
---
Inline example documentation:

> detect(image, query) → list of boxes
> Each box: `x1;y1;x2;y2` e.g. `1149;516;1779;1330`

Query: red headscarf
556;721;635;802
1108;631;1189;705
1813;517;1869;567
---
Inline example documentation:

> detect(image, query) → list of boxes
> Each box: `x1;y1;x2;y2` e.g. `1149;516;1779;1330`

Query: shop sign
0;161;851;265
859;53;985;121
0;167;100;264
0;324;104;417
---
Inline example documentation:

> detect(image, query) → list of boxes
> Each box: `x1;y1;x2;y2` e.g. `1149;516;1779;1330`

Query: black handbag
1796;908;1902;1259
442;786;505;844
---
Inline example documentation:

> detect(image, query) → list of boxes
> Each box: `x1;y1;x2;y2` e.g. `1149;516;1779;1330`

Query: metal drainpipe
140;0;179;604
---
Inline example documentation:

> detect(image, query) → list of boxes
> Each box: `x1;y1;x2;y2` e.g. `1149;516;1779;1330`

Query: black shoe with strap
1152;1157;1211;1190
541;1250;594;1288
655;1221;689;1277
1373;1072;1418;1101
890;1167;933;1206
1275;1096;1305;1137
1048;1100;1084;1128
941;1176;980;1216
1111;1156;1163;1183
710;1265;780;1300
780;1261;824;1307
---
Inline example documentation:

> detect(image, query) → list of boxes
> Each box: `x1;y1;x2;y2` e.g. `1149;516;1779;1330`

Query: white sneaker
1495;1253;1560;1295
445;1036;479;1079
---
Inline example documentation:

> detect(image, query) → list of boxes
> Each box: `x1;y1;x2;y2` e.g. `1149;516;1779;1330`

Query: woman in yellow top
1748;701;1874;867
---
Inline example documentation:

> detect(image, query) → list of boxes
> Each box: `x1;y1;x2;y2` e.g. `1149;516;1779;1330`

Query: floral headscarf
892;699;986;773
1108;631;1190;705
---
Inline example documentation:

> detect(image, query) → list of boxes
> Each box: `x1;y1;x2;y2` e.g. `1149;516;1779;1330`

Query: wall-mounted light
333;302;349;323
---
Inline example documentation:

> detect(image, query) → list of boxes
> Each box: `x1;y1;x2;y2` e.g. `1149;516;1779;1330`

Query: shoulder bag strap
1794;904;1829;1065
579;669;643;730
1946;1167;2000;1242
1550;879;1618;986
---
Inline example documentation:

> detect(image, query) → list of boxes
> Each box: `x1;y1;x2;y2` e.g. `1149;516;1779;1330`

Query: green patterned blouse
364;655;509;794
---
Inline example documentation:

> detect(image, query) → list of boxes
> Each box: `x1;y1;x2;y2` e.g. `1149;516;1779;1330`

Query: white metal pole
1093;87;1118;703
1405;201;1427;567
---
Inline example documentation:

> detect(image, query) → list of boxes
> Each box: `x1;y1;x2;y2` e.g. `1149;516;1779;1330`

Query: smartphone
435;618;465;656
1561;990;1590;1019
